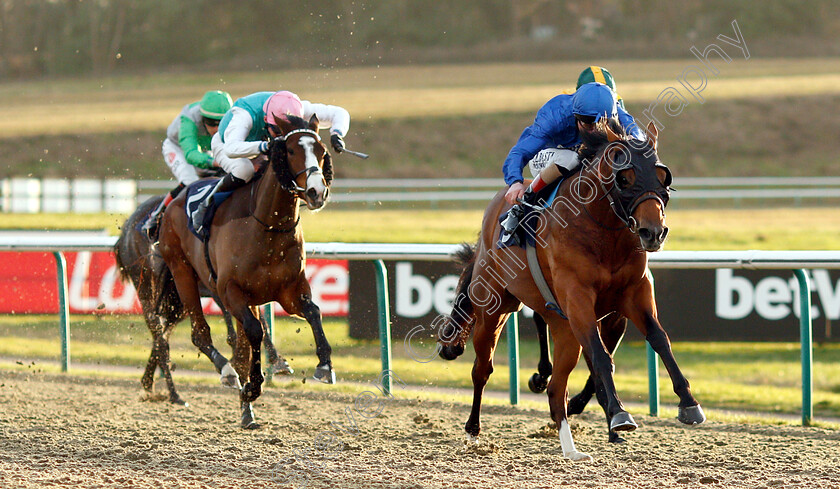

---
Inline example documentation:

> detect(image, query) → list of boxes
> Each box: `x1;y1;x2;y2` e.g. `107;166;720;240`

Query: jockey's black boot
500;188;538;245
192;174;246;233
142;198;167;240
143;183;184;241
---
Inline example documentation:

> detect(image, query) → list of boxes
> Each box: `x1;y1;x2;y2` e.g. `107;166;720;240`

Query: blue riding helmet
572;82;618;122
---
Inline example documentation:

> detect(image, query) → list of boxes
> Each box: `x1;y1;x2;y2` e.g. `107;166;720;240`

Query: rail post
647;344;660;416
507;313;520;405
794;269;813;426
52;252;70;372
645;267;660;416
263;303;275;382
373;260;392;395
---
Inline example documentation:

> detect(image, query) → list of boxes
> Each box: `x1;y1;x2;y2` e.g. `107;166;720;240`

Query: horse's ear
645;121;659;151
308;114;320;131
274;115;293;136
605;122;621;143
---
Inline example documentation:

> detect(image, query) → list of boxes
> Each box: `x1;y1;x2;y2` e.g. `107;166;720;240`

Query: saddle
184;179;233;241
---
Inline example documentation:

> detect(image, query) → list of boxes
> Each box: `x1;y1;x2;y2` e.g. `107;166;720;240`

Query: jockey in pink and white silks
191;90;350;232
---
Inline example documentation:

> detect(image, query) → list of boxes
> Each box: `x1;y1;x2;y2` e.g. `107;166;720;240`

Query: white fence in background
1;178;137;214
3;177;840;213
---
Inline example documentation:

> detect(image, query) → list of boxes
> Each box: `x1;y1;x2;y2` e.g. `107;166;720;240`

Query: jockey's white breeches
162;139;200;185
211;131;256;182
527;147;580;179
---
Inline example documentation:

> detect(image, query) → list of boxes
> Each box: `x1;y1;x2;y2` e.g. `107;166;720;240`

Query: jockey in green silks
143;90;232;239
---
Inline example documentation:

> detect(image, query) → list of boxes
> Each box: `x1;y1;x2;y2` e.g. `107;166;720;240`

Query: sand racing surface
1;369;840;489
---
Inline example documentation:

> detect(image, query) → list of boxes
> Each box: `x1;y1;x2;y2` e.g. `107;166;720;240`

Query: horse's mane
577;116;626;164
260;115;333;189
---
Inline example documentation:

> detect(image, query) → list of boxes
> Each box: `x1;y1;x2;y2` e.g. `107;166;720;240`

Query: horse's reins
247;128;324;233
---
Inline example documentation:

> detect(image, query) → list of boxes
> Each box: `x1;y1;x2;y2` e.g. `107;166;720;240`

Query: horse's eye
617;175;629;188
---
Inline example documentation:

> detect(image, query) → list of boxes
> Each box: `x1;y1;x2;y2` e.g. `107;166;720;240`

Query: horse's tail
438;242;477;360
151;251;183;320
113;233;130;283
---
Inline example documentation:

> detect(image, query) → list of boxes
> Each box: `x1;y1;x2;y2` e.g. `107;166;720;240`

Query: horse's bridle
582;141;672;232
277;128;326;196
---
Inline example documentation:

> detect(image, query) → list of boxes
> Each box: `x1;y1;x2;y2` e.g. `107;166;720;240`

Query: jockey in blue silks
500;82;645;238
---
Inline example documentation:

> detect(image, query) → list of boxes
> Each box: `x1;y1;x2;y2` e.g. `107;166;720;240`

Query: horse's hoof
268;357;294;376
169;394;188;407
678;404;706;425
609;411;637;432
564;450;593;462
608;431;626;444
241;382;262;403
241;403;260;429
528;373;549;394
438;343;464;361
220;363;242;390
313;365;336;384
465;433;479;445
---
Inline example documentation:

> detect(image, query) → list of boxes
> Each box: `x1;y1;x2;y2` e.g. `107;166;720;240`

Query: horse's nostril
638;228;653;241
306;188;318;200
660;227;669;241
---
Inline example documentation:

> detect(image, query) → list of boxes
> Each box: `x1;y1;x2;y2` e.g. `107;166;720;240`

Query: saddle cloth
184;179;233;241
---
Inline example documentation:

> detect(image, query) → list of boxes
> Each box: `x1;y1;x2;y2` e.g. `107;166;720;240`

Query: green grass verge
2;314;840;421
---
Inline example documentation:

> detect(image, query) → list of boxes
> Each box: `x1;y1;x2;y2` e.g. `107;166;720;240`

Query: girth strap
525;242;568;319
203;239;218;286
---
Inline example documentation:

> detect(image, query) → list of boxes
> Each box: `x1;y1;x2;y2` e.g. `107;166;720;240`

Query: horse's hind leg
527;313;552;394
546;322;590;461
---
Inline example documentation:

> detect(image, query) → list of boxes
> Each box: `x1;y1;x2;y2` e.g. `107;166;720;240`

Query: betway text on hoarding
348;261;840;342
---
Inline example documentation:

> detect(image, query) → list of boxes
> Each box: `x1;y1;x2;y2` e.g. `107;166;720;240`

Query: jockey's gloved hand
259;141;270;154
330;134;345;153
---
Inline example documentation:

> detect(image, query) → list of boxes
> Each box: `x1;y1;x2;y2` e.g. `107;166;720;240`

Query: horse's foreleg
217;300;237;350
464;310;506;442
565;292;636;434
167;257;235;387
236;305;264;403
569;315;628;442
527;313;552;393
546;323;590;461
257;308;293;376
625;282;705;426
631;313;705;425
300;297;335;384
141;314;163;393
157;321;186;405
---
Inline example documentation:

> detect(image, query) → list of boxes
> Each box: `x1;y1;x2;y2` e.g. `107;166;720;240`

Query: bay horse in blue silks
437;119;705;460
158;114;336;428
